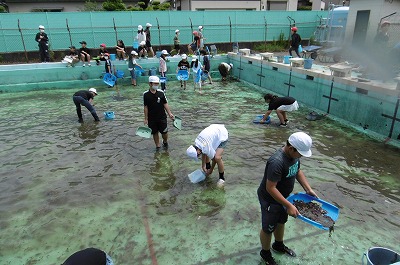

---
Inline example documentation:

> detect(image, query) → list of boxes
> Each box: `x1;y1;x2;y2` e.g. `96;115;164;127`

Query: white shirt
194;124;228;159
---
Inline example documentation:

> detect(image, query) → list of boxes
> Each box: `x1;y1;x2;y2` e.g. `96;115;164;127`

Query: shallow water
0;80;399;265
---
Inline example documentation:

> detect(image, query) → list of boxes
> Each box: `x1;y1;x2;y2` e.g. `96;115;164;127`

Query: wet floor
0;80;399;265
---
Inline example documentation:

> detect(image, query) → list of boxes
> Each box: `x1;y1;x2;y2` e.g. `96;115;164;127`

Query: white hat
186;145;199;160
131;50;138;55
288;132;312;157
138;25;143;30
146;23;152;27
198;25;203;30
39;25;45;29
148;76;160;83
229;63;233;68
192;55;198;61
140;41;146;46
181;54;187;59
175;29;180;33
89;88;98;95
161;50;168;55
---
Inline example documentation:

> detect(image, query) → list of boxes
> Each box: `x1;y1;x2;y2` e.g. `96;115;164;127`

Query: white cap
140;41;146;46
175;29;180;33
181;54;187;59
186;145;198;160
161;50;168;55
138;25;143;30
89;88;98;95
39;25;45;29
229;63;233;68
288;132;312;157
148;76;160;83
131;50;138;55
198;25;203;30
192;55;198;61
146;23;152;27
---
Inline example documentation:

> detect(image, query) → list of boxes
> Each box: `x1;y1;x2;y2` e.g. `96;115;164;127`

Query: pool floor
0;80;399;265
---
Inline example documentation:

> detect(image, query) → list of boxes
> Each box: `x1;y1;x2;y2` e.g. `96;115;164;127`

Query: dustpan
173;116;182;130
135;126;152;138
103;73;117;87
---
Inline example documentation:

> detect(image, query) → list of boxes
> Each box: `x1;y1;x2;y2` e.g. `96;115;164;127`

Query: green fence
0;10;328;53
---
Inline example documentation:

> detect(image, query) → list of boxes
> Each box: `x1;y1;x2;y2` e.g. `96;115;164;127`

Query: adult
188;31;200;55
95;43;108;65
79;41;91;67
72;88;100;123
186;124;229;188
257;132;317;265
177;53;190;89
198;25;205;49
218;62;233;81
143;76;175;150
61;247;114;265
261;93;299;127
144;23;155;57
289;27;301;58
35;25;50;63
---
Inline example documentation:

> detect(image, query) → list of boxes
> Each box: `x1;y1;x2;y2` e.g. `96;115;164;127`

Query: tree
102;0;127;11
82;0;103;11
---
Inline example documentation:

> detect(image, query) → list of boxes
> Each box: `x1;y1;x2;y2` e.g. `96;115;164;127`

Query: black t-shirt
291;33;301;47
62;248;106;265
143;89;167;121
79;47;91;55
73;90;94;101
258;148;300;203
178;60;190;70
98;49;108;56
35;32;48;43
203;55;210;71
105;59;112;73
268;97;295;110
68;50;78;56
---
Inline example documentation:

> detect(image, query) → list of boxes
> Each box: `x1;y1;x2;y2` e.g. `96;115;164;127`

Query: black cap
79;41;87;44
69;46;76;49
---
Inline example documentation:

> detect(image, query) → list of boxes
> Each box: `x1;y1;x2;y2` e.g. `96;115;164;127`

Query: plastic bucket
304;59;313;69
104;111;115;120
149;67;157;76
362;247;400;265
110;54;116;61
283;55;292;64
277;56;284;63
188;169;206;183
156;51;162;58
116;70;124;78
133;41;139;50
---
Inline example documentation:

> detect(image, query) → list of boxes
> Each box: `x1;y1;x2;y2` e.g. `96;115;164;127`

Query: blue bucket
304;59;313;69
149;67;157;76
110;54;116;61
116;70;124;78
283;55;292;64
104;111;115;120
156;51;162;58
362;247;400;265
133;41;139;50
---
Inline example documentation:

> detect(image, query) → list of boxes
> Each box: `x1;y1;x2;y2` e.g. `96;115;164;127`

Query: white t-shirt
194;124;229;159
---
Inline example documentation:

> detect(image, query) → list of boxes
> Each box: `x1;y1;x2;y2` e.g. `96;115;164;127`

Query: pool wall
228;53;400;143
0;56;226;92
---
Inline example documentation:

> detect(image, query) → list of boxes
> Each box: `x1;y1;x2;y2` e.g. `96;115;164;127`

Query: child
190;55;203;93
63;46;79;67
104;53;112;74
188;31;200;55
116;39;126;60
159;50;169;91
138;41;148;58
200;49;212;85
170;29;181;55
177;54;190;90
128;50;142;86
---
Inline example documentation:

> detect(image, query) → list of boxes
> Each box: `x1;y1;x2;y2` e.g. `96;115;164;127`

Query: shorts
146;41;152;48
190;43;197;51
218;140;227;149
174;44;180;50
148;119;168;135
258;190;288;234
277;101;299;112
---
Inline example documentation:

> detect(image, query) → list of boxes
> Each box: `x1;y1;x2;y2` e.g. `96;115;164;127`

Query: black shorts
258;190;288;234
174;44;180;50
146;41;152;48
148;119;168;135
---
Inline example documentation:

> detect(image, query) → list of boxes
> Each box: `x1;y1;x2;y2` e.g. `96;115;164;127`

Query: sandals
272;242;297;257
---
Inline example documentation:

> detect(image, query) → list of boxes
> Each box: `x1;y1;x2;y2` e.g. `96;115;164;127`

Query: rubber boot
77;110;83;123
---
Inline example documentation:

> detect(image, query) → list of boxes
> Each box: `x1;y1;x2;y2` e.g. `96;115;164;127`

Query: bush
102;0;126;11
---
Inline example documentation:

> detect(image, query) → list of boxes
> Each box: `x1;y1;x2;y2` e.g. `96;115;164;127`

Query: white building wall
189;1;261;11
344;0;400;44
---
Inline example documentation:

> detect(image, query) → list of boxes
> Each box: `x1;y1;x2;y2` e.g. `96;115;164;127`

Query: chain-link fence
0;10;327;55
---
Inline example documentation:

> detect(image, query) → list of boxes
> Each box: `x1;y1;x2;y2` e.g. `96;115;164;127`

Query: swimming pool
0;81;399;264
